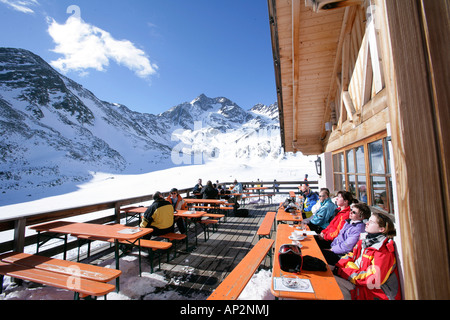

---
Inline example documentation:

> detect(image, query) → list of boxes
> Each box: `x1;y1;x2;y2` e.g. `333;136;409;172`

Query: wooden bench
76;234;172;274
207;238;274;300
257;212;276;240
199;219;218;241
159;233;188;259
199;213;225;241
0;252;121;299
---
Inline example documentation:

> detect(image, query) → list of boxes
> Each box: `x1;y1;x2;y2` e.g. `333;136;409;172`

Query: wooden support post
13;218;26;253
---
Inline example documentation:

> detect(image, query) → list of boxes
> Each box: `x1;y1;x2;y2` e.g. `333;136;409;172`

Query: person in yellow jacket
140;191;174;237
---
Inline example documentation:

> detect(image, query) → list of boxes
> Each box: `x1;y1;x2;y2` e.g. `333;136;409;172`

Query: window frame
332;131;393;213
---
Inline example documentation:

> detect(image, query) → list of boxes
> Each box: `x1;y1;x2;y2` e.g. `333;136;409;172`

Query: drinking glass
281;273;310;291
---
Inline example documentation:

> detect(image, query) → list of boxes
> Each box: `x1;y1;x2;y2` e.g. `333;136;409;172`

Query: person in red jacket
334;211;402;300
315;191;353;249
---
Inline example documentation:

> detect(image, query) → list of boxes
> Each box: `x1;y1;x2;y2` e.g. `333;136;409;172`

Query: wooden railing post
114;203;121;224
13;218;26;253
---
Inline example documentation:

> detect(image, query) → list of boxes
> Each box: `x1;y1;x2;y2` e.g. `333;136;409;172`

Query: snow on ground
0;155;316;300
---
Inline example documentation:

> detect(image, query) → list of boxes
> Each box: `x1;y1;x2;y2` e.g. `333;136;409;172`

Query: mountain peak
0;48;281;203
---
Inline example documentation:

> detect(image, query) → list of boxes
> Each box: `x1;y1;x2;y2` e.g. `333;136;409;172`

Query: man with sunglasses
166;188;187;234
299;184;319;219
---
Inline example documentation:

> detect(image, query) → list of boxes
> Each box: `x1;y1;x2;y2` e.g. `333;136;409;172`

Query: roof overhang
268;0;361;155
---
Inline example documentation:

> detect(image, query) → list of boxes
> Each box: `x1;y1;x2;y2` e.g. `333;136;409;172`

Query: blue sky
0;0;277;114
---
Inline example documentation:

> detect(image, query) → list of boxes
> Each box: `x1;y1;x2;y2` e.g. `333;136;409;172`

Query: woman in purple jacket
320;202;371;265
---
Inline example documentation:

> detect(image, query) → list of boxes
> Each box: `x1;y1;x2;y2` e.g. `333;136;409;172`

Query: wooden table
121;207;206;250
29;221;153;292
271;224;344;300
276;204;303;224
183;198;227;205
174;209;206;249
184;198;230;215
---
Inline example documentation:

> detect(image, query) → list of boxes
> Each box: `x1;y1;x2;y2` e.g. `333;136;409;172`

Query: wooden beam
342;91;356;123
378;0;450;299
367;6;385;93
292;0;301;143
361;35;374;105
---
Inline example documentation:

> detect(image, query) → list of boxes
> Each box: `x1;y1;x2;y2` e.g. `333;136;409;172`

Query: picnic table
276;203;303;224
183;198;227;205
271;224;343;300
121;207;206;250
29;221;153;292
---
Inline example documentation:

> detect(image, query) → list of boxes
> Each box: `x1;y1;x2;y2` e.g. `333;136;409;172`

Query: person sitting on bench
333;212;402;300
141;191;174;237
166;188;187;234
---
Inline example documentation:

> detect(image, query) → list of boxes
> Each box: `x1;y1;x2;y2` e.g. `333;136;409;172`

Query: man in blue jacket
300;184;320;218
305;188;337;233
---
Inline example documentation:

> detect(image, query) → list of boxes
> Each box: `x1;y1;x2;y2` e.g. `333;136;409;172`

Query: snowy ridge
0;47;309;206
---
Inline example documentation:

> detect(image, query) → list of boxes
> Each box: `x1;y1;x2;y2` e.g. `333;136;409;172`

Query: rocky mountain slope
0;48;284;198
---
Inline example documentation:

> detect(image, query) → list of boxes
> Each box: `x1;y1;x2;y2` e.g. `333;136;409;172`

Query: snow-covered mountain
0;48;285;200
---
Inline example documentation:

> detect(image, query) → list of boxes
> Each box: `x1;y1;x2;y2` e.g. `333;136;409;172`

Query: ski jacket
165;194;187;210
140;199;174;230
330;219;365;255
201;185;219;199
232;182;243;193
303;191;319;218
309;198;337;229
321;206;351;241
335;235;402;300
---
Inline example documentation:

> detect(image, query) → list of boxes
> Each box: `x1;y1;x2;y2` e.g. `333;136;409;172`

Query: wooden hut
267;0;449;299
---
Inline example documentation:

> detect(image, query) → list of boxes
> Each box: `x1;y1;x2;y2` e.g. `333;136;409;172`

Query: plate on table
289;235;305;241
118;228;141;234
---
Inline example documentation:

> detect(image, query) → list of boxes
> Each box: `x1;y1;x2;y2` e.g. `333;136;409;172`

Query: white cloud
47;16;158;79
0;0;39;14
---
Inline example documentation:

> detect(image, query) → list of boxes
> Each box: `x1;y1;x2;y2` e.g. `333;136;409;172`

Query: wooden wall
377;0;450;299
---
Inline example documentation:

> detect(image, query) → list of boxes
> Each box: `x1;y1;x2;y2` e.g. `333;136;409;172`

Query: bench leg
138;239;142;277
114;239;120;293
148;249;155;273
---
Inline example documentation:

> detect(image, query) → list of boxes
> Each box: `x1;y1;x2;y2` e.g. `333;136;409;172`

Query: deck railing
0;180;316;257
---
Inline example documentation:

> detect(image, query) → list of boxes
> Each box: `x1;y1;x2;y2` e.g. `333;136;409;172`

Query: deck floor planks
74;202;278;298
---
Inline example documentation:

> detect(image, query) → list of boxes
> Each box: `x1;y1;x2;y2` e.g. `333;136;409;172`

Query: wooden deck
77;201;279;299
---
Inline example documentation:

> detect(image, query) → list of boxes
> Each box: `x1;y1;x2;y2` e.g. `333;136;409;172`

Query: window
333;153;345;191
332;133;394;213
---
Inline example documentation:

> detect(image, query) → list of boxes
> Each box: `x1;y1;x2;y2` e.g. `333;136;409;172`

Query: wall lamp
314;156;322;176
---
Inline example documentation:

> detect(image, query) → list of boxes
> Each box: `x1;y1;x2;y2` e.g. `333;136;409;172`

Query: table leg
114;239;120;292
36;231;40;254
138;238;142;277
63;234;67;260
